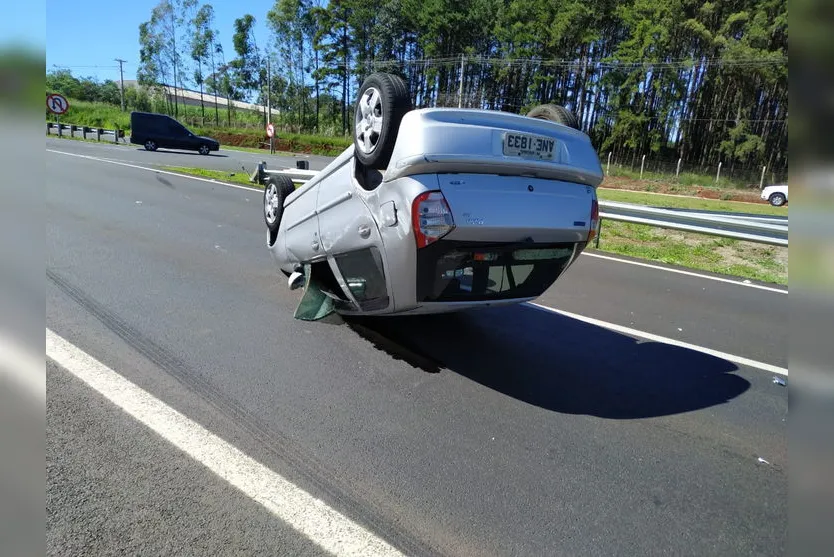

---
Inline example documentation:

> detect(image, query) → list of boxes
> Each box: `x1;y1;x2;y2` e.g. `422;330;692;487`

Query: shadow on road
347;304;749;419
133;148;229;158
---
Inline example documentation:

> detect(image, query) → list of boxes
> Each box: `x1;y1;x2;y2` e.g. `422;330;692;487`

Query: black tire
353;72;412;170
769;192;786;207
144;139;158;151
526;104;580;130
198;144;211;156
263;175;295;233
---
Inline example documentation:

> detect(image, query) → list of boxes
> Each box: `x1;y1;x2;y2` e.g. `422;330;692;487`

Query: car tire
199;144;211;156
768;192;786;207
264;175;295;233
144;140;158;151
353;72;412;170
526;104;580;130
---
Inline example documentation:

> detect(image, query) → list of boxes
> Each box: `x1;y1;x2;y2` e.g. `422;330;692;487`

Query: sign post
266;122;275;154
47;93;69;138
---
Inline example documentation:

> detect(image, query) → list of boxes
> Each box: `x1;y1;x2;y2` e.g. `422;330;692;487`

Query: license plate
502;132;555;160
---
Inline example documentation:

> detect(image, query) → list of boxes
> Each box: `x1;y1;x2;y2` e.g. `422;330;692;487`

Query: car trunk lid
436;173;596;244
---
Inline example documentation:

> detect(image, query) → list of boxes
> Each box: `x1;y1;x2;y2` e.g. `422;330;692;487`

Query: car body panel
383;108;603;187
437;173;595;244
266;106;602;316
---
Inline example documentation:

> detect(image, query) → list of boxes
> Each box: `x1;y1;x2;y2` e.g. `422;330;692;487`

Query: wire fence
600;153;786;190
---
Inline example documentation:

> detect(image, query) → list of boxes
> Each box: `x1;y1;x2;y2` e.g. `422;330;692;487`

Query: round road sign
47;93;69;115
266;123;275;138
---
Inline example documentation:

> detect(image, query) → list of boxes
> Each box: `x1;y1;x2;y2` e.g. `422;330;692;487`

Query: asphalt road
46;140;788;556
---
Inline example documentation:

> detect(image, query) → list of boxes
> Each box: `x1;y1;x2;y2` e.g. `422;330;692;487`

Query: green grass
161;166;261;188
597;188;785;215
47;99;132;129
595;220;787;285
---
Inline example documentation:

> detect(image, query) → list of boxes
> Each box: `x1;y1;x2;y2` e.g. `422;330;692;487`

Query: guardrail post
716;161;722;186
96;128;102;141
640;154;646;179
676;158;682;178
57;122;62;138
113;129;118;144
760;165;766;190
607;152;612;175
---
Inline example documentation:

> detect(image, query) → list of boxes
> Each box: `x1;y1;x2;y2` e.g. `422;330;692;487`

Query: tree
314;1;353;135
268;0;318;131
229;14;262;103
189;2;218;122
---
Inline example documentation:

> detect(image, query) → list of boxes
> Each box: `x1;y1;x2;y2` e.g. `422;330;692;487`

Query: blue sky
3;4;46;51
45;0;278;82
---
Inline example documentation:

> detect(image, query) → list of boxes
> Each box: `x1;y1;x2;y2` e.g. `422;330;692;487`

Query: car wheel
769;192;786;207
144;140;158;151
199;144;211;156
526;104;580;130
353;72;412;170
263;175;295;233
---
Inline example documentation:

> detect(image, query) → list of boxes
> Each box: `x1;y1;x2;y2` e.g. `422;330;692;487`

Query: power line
50;64;123;69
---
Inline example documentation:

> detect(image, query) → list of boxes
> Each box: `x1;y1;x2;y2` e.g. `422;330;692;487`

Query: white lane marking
526;303;788;376
582;252;788;294
0;330;45;404
46;149;261;193
45;328;405;557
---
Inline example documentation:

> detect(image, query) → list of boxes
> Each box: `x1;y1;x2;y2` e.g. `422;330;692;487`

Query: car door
167;120;191;150
282;181;322;265
315;159;391;311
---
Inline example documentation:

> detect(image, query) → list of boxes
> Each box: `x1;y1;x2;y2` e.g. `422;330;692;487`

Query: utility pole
267;56;274;154
114;58;127;112
266;57;271;126
458;54;465;108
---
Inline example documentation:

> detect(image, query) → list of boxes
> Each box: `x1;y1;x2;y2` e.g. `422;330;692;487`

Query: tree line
132;0;787;179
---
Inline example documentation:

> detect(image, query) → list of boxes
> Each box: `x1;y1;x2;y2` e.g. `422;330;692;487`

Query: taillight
588;198;599;242
412;191;455;248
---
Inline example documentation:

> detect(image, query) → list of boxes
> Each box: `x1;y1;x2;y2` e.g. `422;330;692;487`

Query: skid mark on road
46;327;405;557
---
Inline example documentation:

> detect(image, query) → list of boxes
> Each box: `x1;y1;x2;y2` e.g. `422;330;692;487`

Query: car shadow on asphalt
346;303;750;419
133;148;229;158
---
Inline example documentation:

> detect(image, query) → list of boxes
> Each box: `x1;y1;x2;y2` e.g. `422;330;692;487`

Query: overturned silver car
263;72;603;318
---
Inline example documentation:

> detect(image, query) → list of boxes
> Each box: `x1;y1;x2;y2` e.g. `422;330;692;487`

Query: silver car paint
383;108;604;187
267;107;604;315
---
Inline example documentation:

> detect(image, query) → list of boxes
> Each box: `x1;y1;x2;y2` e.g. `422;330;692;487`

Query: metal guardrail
251;161;789;247
598;201;788;247
46;122;126;143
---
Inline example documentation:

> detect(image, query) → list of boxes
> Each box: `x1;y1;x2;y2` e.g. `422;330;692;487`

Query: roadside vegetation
594;222;787;286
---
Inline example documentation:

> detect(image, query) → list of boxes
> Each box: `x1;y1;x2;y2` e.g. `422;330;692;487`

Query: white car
761;184;788;207
263;72;603;318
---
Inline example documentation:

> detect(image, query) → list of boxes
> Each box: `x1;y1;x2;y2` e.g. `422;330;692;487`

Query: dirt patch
601;176;766;204
208;131;348;155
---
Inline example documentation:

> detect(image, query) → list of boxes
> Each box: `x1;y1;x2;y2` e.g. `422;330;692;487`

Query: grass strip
594;220;787;285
